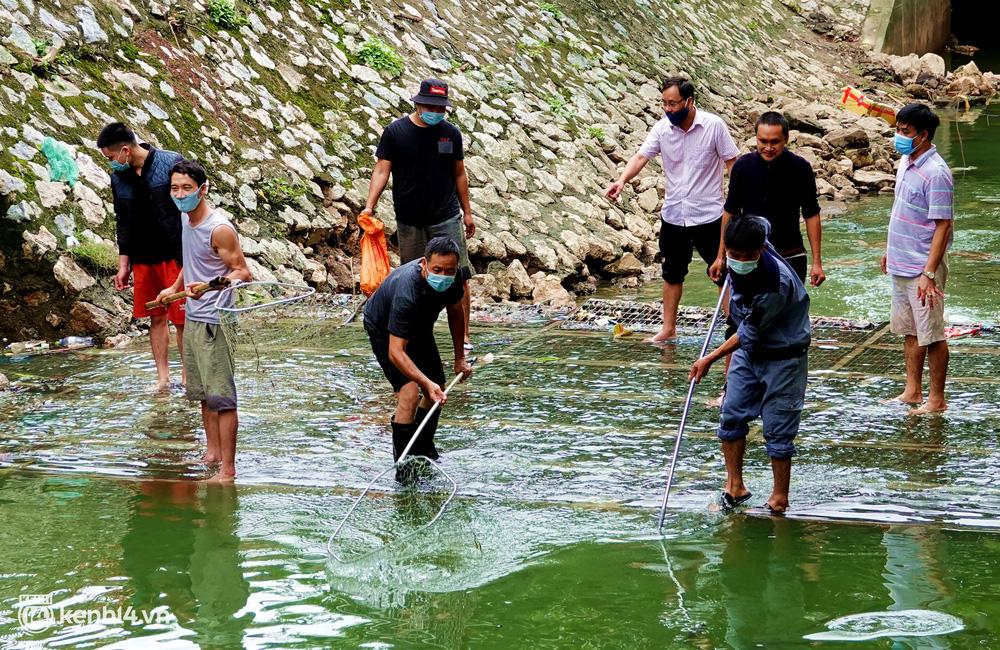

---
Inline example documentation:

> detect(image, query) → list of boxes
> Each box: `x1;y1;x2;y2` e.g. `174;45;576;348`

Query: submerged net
565;298;878;335
215;283;366;370
561;298;1000;384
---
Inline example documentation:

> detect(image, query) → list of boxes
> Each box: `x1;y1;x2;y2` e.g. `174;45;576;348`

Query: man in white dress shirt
605;77;740;342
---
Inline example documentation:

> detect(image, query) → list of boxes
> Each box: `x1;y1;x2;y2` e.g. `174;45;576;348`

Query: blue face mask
727;256;759;275
108;148;130;172
426;272;455;292
172;185;204;213
893;133;916;155
421;111;445;126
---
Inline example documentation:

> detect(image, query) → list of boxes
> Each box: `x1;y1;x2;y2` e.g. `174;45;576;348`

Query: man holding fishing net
689;216;811;513
154;160;251;482
363;236;472;478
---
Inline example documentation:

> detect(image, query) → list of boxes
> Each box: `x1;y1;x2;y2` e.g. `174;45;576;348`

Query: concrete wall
862;0;952;55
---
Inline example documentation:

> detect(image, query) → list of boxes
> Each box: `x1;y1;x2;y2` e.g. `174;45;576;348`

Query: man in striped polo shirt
881;103;953;414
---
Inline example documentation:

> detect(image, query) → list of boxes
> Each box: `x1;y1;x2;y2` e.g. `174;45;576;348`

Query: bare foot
909;400;947;415
706;392;725;408
202;453;221;464
203;470;236;483
646;329;677;344
881;391;922;405
151;381;171;394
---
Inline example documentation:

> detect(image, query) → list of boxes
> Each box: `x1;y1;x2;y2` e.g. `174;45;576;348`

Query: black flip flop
720;491;753;510
763;503;787;516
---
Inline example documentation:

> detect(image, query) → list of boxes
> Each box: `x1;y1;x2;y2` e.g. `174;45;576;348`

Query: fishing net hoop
326;459;458;565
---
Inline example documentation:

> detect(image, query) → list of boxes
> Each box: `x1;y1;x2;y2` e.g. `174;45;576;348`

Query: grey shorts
396;213;473;280
183;319;237;412
718;347;808;460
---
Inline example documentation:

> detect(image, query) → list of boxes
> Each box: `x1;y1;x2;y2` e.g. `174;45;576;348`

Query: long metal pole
657;275;730;532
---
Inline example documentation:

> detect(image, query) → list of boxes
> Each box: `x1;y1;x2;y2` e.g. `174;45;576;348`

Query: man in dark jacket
690;216;811;513
97;122;185;391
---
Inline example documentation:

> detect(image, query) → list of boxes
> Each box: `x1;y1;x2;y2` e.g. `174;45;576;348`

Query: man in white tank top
155;160;252;482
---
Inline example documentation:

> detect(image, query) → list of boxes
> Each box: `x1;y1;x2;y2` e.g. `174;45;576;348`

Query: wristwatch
921;270;936;281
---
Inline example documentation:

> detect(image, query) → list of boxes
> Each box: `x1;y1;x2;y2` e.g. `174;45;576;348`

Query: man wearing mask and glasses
605;76;740;343
362;78;476;352
363;236;473;479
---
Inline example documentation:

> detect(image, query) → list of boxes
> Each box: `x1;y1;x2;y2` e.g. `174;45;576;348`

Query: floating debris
805;609;964;641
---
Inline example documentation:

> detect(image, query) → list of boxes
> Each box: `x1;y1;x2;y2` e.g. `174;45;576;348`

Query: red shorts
133;260;185;325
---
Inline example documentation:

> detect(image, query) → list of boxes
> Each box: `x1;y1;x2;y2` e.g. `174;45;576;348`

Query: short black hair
896;103;940;140
725;215;767;252
755;111;789;140
661;76;695;100
424;236;460;262
96;122;136;149
170;159;208;187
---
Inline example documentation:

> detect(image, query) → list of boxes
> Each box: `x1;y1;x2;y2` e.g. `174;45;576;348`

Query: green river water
1;108;999;648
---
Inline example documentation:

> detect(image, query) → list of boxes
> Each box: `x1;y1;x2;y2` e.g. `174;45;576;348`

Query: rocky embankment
0;0;996;341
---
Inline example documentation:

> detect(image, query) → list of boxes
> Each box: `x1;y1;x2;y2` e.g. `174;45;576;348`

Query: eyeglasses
662;99;690;110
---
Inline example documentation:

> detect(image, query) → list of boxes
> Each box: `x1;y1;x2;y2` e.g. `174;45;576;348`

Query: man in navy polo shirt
363;236;473;474
362;78;476;350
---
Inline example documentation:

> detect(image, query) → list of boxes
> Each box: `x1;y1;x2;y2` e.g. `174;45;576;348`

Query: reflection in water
121;480;251;647
883;527;951;649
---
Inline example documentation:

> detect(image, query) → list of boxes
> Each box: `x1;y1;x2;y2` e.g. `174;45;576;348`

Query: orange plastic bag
358;213;391;296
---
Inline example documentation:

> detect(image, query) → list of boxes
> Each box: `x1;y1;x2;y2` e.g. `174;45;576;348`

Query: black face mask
666;101;690;126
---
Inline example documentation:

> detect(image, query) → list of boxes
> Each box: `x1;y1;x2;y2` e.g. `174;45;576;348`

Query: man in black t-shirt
362;78;476;350
363;236;472;472
723;111;826;287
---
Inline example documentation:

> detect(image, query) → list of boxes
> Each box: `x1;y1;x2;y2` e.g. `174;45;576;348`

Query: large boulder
853;170;896;189
824;127;869;149
68;301;123;336
945;61;996;98
504;258;533;299
889;53;923;85
531;272;575;309
53;255;97;294
604;252;644;276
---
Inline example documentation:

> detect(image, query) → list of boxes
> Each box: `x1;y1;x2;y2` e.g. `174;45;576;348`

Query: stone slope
1;0;880;339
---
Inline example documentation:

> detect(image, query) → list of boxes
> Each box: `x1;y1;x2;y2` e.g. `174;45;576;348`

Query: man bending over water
363;236;472;480
689;216;811;513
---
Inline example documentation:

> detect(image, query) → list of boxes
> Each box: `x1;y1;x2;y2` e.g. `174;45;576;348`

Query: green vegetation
539;1;562;18
71;241;119;272
357;38;404;77
546;94;573;118
259;177;308;206
516;39;550;60
120;41;140;60
587;126;605;140
207;0;247;30
33;38;49;58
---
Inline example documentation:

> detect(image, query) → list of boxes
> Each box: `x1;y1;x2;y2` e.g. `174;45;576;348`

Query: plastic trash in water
58;336;94;348
41;137;79;187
